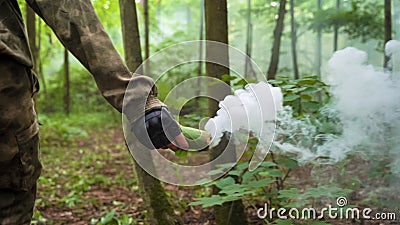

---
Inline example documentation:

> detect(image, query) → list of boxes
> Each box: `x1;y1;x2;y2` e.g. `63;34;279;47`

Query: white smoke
385;40;400;75
204;43;400;177
272;45;400;176
205;82;283;149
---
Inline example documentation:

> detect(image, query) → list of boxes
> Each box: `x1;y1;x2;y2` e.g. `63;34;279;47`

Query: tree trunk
267;0;287;80
315;0;322;77
210;133;248;225
384;0;392;69
196;0;205;109
64;49;70;115
120;0;143;74
244;0;256;78
290;0;299;79
333;0;340;51
119;1;182;224
205;0;248;224
144;0;150;75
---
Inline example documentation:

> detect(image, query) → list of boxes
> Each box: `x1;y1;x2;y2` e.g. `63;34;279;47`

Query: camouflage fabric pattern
0;57;41;225
1;0;160;117
0;0;164;224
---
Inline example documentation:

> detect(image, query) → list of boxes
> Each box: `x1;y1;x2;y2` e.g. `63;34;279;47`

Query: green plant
190;154;353;224
90;211;138;225
269;76;330;118
309;0;385;44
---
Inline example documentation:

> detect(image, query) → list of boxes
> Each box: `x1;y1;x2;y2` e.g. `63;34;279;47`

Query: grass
33;112;143;225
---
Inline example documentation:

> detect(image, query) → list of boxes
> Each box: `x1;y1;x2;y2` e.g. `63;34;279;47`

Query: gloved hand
131;96;189;151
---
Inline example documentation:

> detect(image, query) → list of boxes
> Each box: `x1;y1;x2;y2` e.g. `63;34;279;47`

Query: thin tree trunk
120;0;143;74
333;0;340;51
205;0;248;224
64;49;70;115
119;1;182;224
144;0;150;75
198;0;204;78
267;0;287;80
244;0;256;78
384;0;392;69
290;0;299;79
315;0;322;77
196;0;205;109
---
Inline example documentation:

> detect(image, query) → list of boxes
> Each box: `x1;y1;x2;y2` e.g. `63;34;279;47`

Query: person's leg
0;56;41;225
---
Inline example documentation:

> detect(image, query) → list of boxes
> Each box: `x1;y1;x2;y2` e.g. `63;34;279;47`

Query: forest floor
33;113;398;225
35;112;219;225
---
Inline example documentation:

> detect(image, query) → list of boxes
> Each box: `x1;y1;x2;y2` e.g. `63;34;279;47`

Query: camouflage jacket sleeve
26;0;155;114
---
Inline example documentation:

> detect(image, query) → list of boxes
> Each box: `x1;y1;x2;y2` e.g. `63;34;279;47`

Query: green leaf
297;78;319;85
214;177;235;189
300;94;313;101
284;94;300;102
233;79;248;87
275;158;298;169
292;87;308;92
221;74;237;82
258;169;283;178
189;195;224;207
100;211;116;224
243;178;274;188
282;84;296;89
207;168;225;176
278;188;301;199
234;162;250;172
302;101;321;111
219;184;248;195
259;161;277;168
303;86;320;93
227;170;242;176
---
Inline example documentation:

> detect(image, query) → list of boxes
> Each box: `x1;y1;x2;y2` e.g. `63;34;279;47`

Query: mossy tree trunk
119;1;182;224
205;0;249;224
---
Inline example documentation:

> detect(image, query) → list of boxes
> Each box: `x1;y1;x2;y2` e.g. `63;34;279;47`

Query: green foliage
38;112;118;144
90;210;138;225
191;156;353;223
38;65;112;114
309;0;385;43
190;159;293;208
269;76;330;117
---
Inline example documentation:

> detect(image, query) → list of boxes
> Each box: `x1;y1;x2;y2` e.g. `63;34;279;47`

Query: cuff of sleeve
145;95;166;111
123;75;166;122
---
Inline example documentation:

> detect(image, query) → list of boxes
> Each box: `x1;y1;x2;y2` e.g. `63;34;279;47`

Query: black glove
132;107;182;149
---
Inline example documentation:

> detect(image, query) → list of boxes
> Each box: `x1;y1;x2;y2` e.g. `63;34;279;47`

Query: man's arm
26;0;188;149
26;0;153;114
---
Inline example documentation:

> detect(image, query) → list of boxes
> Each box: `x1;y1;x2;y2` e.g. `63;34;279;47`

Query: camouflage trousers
0;56;41;225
